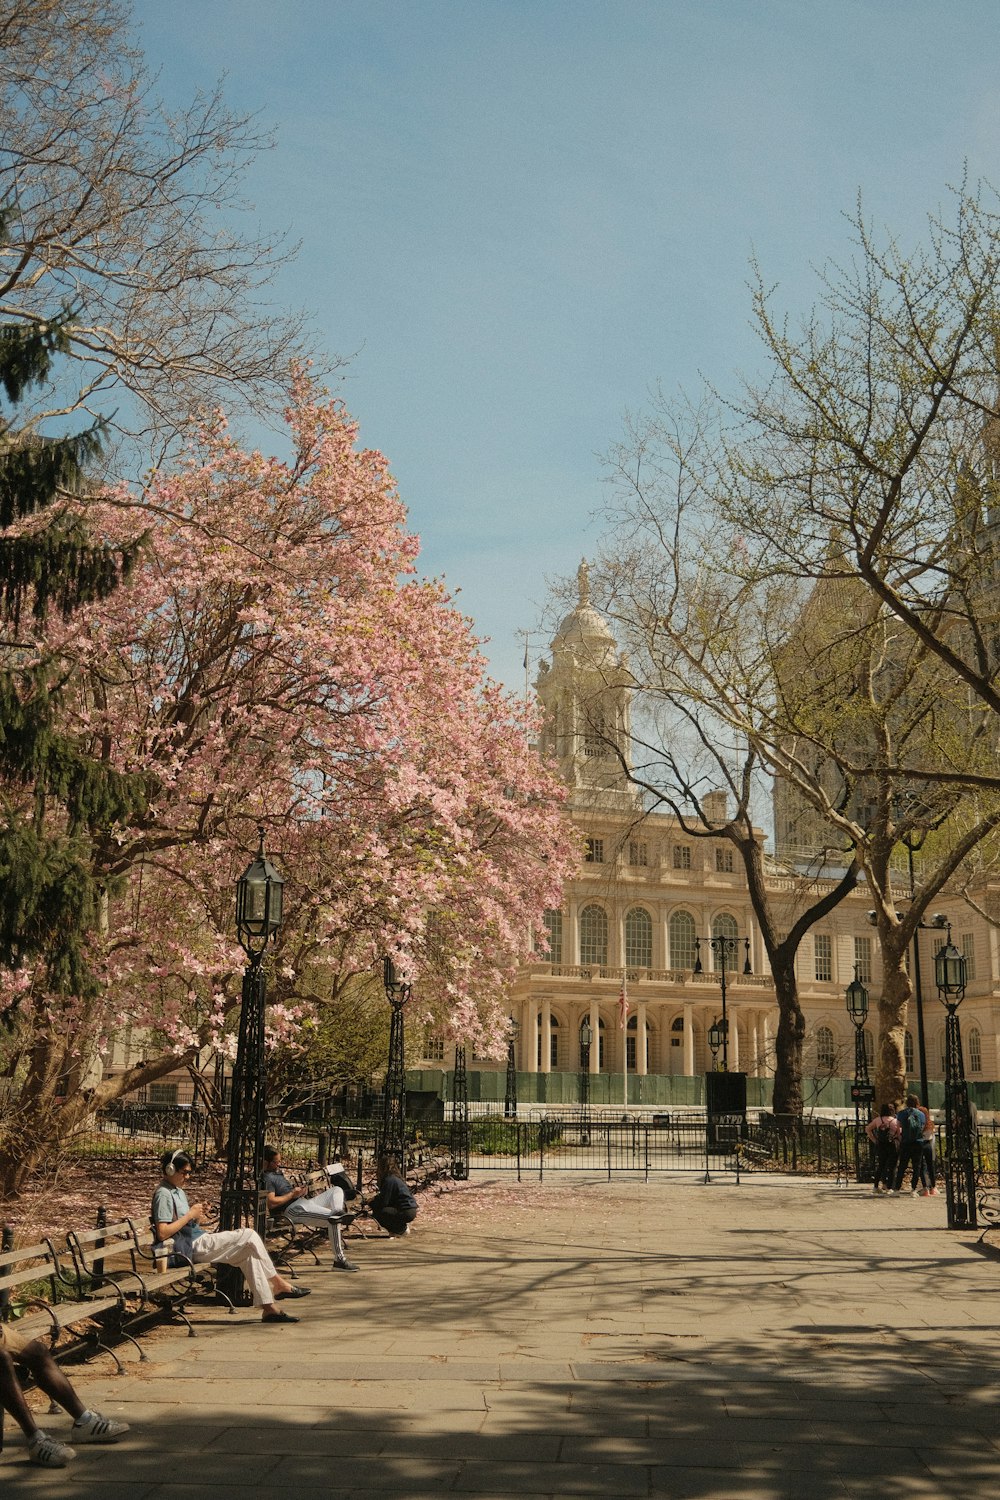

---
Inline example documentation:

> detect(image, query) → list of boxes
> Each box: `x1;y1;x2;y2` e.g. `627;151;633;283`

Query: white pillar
729;1006;740;1070
762;1011;772;1076
637;999;648;1075
541;999;552;1074
683;1001;695;1075
526;1001;538;1074
590;1000;600;1074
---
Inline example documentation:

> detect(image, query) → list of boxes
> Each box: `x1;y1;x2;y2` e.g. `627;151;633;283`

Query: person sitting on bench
153;1149;309;1322
261;1145;360;1272
369;1154;418;1236
0;1324;128;1467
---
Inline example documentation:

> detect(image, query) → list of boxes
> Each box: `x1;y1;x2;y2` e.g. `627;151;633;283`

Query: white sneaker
72;1411;130;1443
28;1431;76;1467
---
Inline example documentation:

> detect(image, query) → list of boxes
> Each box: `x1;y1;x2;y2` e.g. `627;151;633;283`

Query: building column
637;999;648;1075
683;1001;695;1076
761;1011;772;1076
541;999;552;1074
750;1012;760;1078
729;1008;740;1070
526;1001;538;1074
590;1000;600;1073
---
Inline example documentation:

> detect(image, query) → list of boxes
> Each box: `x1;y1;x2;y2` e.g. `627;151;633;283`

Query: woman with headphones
153;1149;310;1324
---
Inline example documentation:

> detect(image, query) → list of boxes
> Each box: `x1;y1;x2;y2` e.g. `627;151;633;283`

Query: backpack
901;1107;925;1144
875;1121;894;1147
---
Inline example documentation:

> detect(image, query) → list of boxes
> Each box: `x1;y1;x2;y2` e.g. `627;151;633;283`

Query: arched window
969;1026;982;1074
543;909;563;964
579;905;608;967
669;910;697;969
624;907;653;969
711;912;739;970
904;1029;914;1074
815;1026;835;1071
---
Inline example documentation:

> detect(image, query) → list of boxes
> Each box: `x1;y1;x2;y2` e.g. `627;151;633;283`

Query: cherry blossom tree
0;377;575;1189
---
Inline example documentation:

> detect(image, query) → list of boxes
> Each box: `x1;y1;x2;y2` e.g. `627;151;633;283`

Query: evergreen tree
0;304;145;1003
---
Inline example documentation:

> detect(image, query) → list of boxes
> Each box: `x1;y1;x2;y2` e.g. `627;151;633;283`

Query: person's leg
891;1147;908;1191
194;1229;291;1310
0;1345;82;1466
921;1142;937;1191
0;1345;42;1440
15;1341;84;1420
287;1190;356;1267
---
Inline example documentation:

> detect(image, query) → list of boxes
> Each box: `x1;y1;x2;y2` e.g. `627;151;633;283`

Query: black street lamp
845;968;874;1182
504;1014;519;1119
451;1042;470;1179
579;1018;593;1144
707;1018;724;1071
935;924;976;1229
378;955;412;1168
579;1018;593;1105
695;935;751;1072
218;827;284;1303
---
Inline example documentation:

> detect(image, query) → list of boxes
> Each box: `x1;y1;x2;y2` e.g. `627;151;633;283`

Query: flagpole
620;967;629;1113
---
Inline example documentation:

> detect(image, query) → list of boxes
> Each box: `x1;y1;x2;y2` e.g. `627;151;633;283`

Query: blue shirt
152;1182;204;1262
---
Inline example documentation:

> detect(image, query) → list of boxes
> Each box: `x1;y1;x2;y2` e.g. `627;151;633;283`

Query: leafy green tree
0;303;144;1169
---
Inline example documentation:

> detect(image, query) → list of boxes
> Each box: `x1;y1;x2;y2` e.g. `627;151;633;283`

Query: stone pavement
3;1173;1000;1499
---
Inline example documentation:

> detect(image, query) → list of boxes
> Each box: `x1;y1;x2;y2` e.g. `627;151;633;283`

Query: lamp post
845;968;874;1182
707;1019;724;1072
579;1019;593;1105
504;1015;519;1120
579;1018;593;1144
900;830;932;1106
695;935;751;1072
379;955;412;1168
218;827;284;1304
451;1042;470;1179
935;925;976;1229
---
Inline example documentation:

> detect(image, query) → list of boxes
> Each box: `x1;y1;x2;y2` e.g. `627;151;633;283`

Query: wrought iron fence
74;1103;1000;1191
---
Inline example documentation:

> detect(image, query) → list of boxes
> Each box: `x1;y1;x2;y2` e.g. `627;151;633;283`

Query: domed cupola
535;560;637;809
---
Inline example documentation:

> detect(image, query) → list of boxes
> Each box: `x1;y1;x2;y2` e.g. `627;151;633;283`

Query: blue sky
132;0;1000;694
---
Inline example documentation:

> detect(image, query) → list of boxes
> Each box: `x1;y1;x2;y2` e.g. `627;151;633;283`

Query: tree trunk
0;1045;199;1194
770;956;805;1128
874;947;910;1112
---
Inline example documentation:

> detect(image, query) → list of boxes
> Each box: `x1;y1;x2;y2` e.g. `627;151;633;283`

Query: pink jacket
865;1113;900;1143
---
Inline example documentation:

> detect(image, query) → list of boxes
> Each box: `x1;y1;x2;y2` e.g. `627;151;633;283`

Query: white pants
191;1229;279;1308
284;1186;347;1258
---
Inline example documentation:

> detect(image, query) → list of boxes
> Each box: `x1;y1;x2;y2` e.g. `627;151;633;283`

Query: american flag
618;976;630;1030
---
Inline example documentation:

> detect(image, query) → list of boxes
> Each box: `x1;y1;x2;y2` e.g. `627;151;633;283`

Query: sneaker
71;1411;130;1443
333;1258;360;1272
929;1188;940;1196
871;1185;881;1194
28;1431;77;1467
919;1189;931;1197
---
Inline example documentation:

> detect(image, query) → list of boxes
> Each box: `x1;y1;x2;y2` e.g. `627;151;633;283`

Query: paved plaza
3;1173;1000;1499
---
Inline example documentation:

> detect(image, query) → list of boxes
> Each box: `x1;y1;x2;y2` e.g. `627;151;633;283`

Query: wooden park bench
0;1232;136;1454
65;1217;234;1341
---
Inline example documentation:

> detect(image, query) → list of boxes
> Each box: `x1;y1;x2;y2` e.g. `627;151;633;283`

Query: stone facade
415;565;1000;1103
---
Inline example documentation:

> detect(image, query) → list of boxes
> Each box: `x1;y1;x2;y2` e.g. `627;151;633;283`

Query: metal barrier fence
71;1104;999;1189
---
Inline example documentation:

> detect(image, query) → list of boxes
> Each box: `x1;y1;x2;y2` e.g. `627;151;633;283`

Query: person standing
865;1105;900;1193
261;1145;360;1272
916;1103;939;1196
892;1094;929;1195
